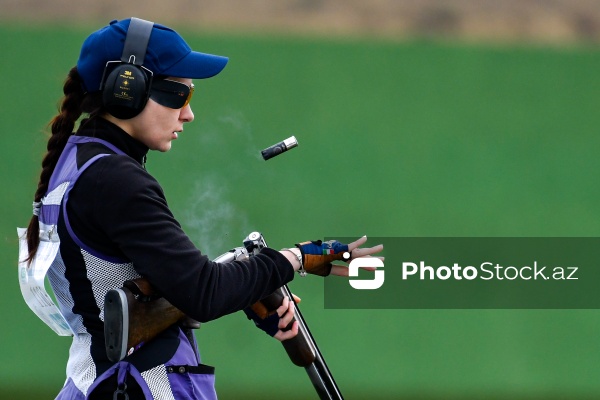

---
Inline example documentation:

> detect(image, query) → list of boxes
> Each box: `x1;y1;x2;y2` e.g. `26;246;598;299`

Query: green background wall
1;24;599;399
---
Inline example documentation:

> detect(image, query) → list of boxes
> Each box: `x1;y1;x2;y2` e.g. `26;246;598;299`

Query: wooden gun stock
103;278;315;367
104;277;198;362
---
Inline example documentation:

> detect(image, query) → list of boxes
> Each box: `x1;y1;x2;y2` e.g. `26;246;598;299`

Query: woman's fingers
347;235;368;251
347;236;384;259
274;296;299;342
275;295;297;329
278;299;295;328
331;264;350;276
330;238;385;277
274;321;298;341
350;244;384;258
276;295;289;316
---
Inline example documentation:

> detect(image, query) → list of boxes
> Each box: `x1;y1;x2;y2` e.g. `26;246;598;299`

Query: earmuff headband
121;18;153;66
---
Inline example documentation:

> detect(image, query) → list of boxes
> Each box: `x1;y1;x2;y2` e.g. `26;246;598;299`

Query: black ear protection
100;18;155;119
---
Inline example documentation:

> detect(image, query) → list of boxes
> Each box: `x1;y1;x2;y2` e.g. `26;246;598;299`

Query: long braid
25;66;85;263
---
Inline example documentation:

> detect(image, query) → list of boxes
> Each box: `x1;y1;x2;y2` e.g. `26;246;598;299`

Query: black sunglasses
149;79;195;109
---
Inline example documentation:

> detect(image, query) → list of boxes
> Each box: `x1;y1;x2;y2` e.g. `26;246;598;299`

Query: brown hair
25;66;103;263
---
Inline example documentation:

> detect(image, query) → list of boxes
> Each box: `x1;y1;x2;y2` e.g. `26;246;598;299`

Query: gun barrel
259;285;342;399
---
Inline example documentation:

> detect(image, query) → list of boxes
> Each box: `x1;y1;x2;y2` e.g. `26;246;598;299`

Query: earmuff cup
99;18;155;120
102;63;151;119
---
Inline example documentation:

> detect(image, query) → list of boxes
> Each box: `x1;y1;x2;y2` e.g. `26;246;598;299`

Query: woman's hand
281;236;384;276
330;235;384;277
273;294;300;342
243;294;301;341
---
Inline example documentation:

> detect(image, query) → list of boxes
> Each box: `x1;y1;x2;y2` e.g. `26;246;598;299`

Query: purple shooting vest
36;136;216;400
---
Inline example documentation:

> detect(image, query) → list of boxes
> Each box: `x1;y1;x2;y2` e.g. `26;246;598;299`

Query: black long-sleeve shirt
63;117;294;324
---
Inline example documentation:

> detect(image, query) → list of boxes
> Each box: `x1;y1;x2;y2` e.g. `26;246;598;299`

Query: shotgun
104;232;343;399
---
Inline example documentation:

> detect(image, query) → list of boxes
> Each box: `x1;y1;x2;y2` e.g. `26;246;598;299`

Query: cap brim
161;50;228;79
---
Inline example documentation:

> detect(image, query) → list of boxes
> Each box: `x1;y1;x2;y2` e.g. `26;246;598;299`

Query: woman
22;17;382;399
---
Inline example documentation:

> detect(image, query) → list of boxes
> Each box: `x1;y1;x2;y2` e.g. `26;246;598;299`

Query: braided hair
25;66;103;263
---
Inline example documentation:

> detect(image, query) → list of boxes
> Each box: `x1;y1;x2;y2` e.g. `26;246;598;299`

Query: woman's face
123;77;195;152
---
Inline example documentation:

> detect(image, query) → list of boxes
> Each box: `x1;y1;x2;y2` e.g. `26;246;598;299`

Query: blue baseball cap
77;18;228;93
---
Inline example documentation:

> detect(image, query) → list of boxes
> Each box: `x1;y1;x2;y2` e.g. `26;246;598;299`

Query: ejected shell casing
261;136;299;160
